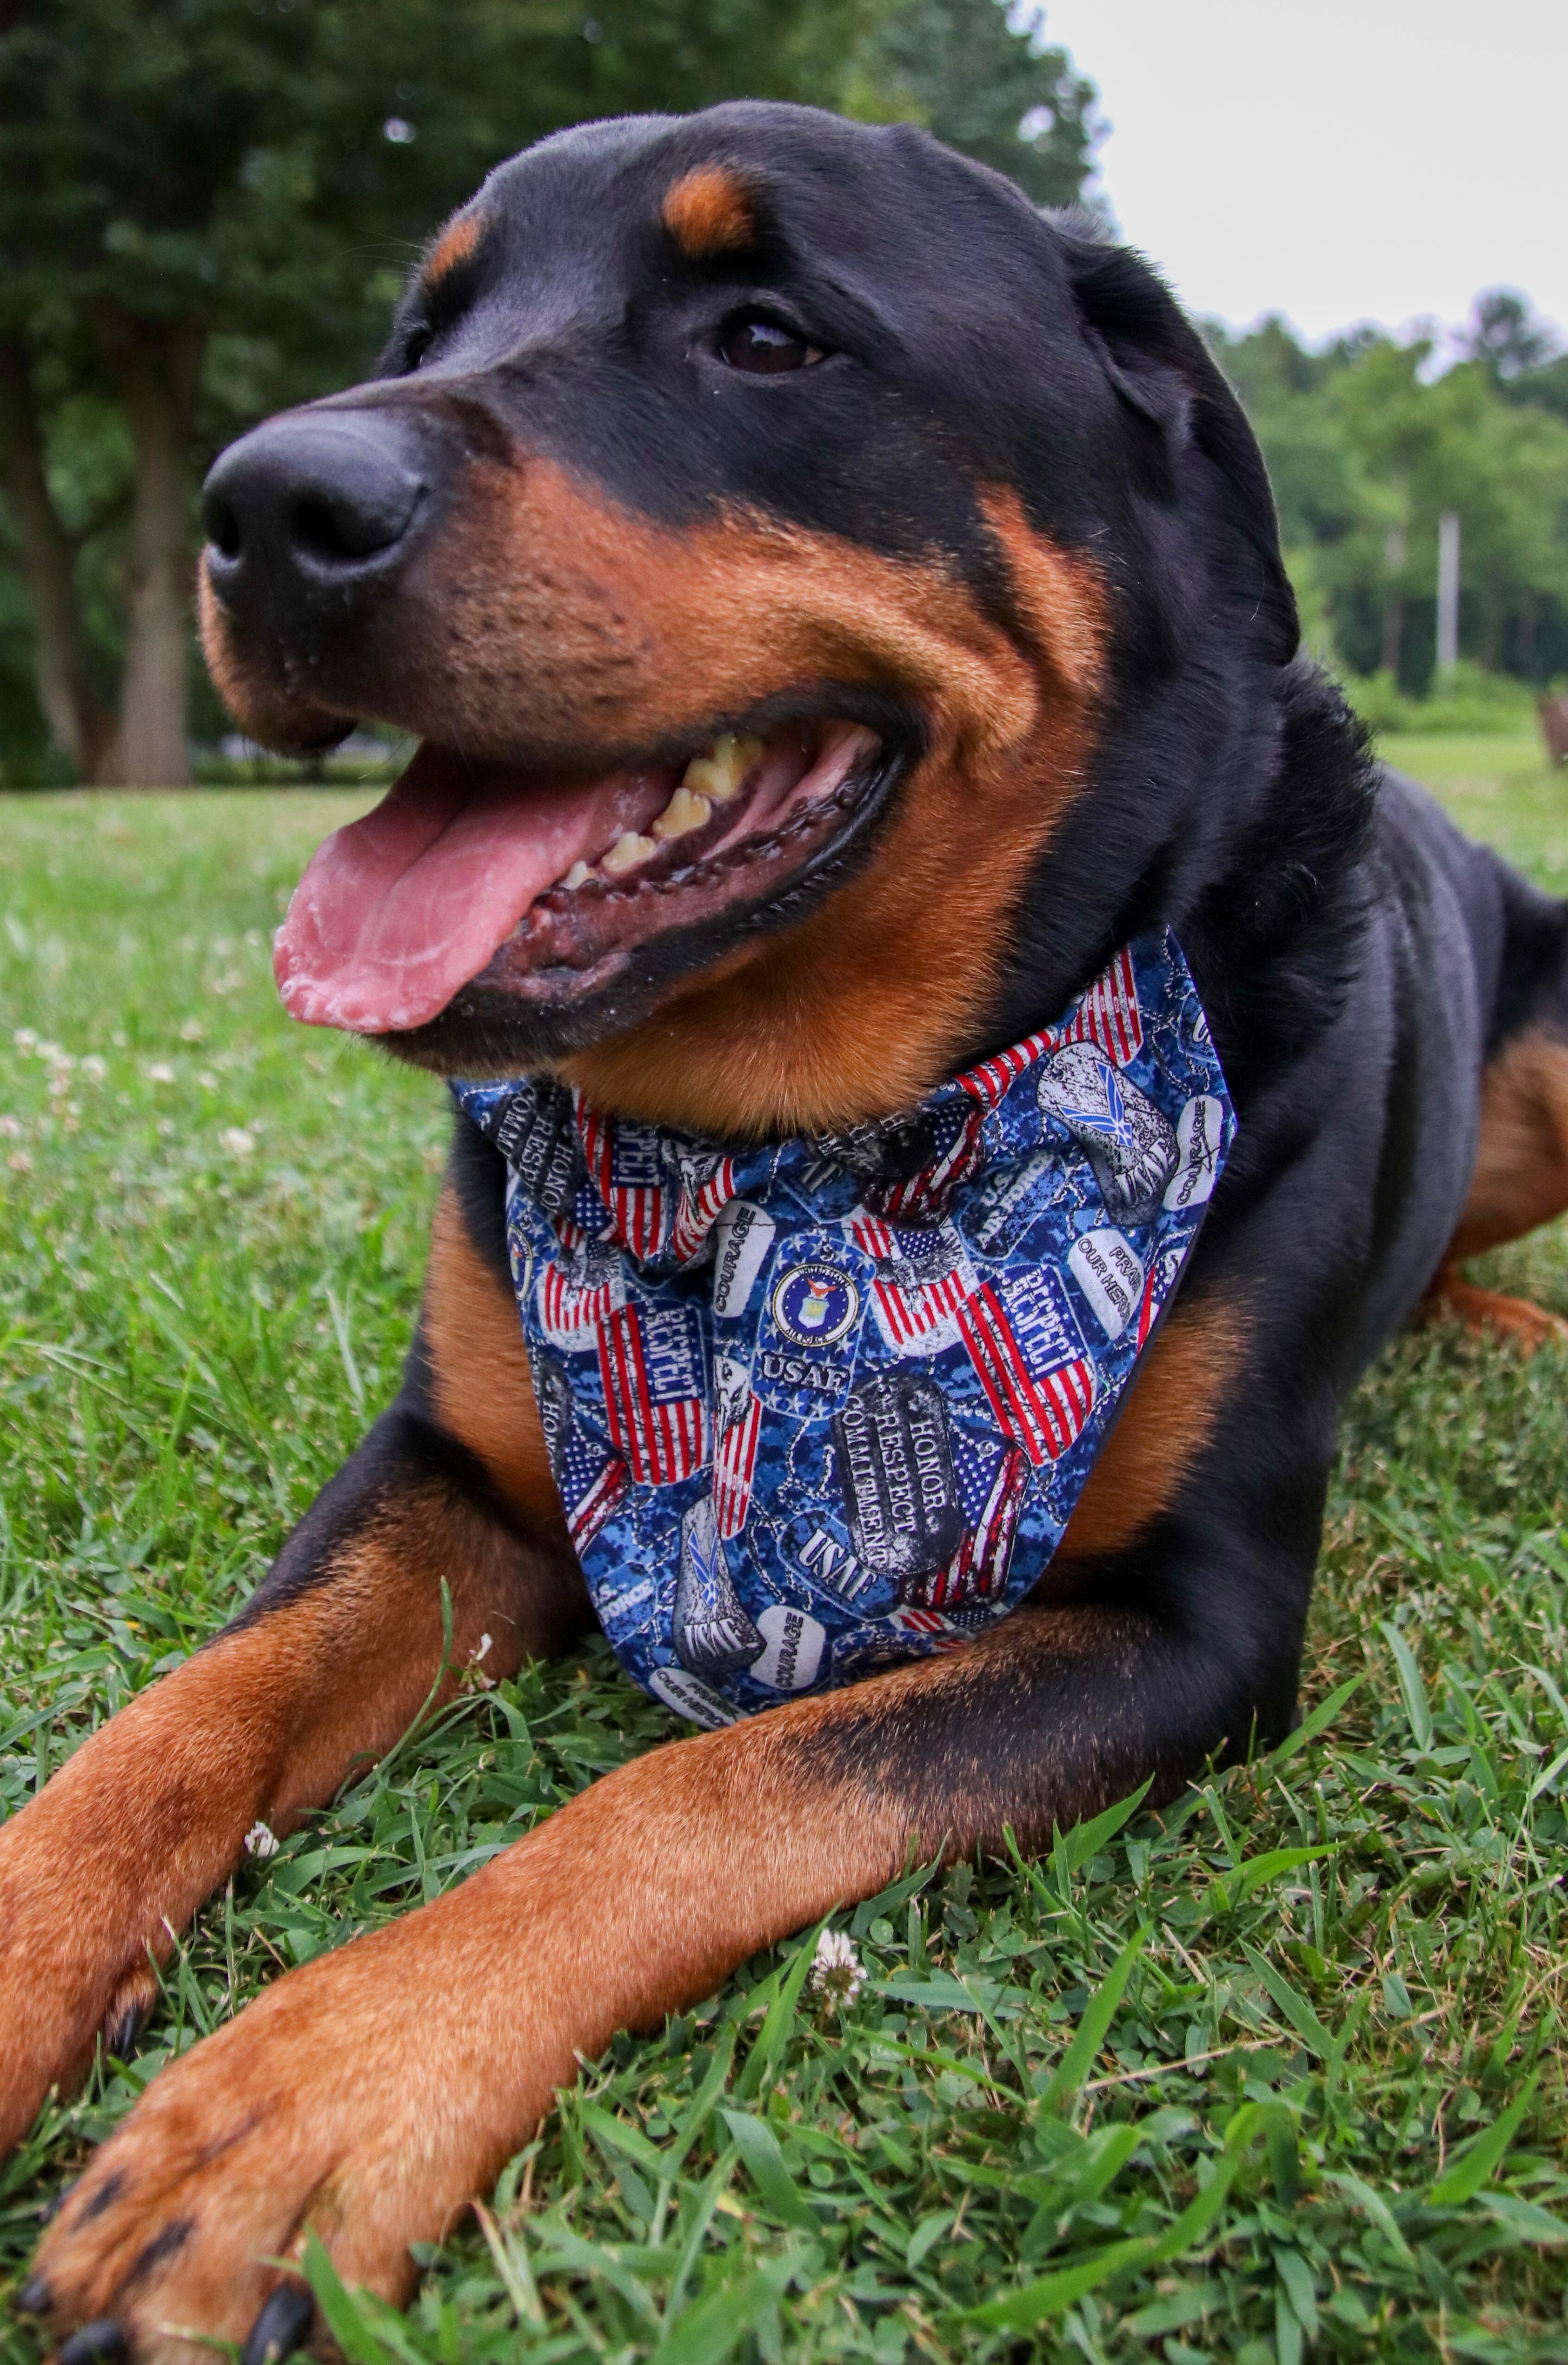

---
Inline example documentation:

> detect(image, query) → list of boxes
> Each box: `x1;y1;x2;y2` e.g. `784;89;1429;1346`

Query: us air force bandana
450;928;1233;1727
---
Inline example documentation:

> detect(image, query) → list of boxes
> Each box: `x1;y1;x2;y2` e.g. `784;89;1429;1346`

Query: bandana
450;927;1232;1727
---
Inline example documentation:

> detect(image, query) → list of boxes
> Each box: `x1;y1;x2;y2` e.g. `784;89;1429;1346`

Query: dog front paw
24;1885;557;2363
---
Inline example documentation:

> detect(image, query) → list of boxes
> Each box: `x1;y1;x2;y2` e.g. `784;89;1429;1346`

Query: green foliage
0;0;1098;778
1210;304;1568;692
846;0;1097;208
1335;662;1536;738
1;760;1568;2353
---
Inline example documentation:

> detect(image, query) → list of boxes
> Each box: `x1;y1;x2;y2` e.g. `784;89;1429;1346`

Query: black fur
216;102;1568;1840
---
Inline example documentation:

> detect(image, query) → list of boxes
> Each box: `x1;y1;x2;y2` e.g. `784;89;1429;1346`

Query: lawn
2;733;1568;2363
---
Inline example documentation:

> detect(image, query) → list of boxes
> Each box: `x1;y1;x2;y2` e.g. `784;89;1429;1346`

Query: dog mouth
273;713;891;1037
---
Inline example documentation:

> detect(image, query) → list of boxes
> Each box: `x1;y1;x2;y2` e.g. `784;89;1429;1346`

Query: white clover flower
0;1116;20;1138
146;1062;175;1085
243;1821;279;1859
180;1019;205;1043
221;1127;256;1158
13;1029;36;1053
809;1927;865;2010
80;1055;108;1084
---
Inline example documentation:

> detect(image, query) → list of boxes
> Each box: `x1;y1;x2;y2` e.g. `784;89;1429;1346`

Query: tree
845;0;1098;209
1210;312;1568;690
0;0;1101;786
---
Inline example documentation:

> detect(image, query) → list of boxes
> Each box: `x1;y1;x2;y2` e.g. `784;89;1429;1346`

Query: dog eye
717;315;824;373
402;325;435;372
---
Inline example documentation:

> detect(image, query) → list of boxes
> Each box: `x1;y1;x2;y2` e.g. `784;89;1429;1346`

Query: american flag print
556;1420;628;1553
536;1237;625;1344
957;1270;1096;1465
578;1105;671;1260
448;926;1234;1722
914;1440;1029;1608
712;1393;762;1537
598;1303;708;1486
850;1213;975;1354
671;1152;738;1265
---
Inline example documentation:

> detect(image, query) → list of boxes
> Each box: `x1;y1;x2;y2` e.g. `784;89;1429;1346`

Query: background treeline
1210;294;1568;719
0;0;1093;786
1;0;1565;787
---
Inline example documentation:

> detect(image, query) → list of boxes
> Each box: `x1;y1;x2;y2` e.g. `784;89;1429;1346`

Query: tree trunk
97;314;205;788
1379;522;1406;681
0;336;120;780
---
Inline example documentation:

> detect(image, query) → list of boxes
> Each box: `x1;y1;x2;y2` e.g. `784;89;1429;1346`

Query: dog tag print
1037;1042;1177;1224
753;1237;862;1411
598;1302;708;1484
672;1497;761;1675
712;1200;775;1317
750;1602;827;1692
928;1435;1029;1608
452;926;1234;1720
849;1212;975;1354
536;1228;627;1345
579;1106;671;1259
958;1267;1095;1464
1163;1094;1225;1212
671;1147;738;1265
833;1371;965;1586
491;1079;580;1223
1068;1226;1146;1342
711;1353;762;1538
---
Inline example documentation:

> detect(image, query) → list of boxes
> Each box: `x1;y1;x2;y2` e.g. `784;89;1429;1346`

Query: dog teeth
603;831;658;875
560;860;592;890
652;785;713;841
682;732;763;804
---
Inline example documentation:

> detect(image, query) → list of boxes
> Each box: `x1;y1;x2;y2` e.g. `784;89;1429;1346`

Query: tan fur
0;1482;541;2155
203;444;1108;1131
662;166;757;257
425;210;483;287
1056;1295;1248;1561
28;1606;1150;2346
1424;1028;1568;1352
1447;1029;1568;1260
197;568;346;757
423;1185;566;1529
1428;1266;1568;1351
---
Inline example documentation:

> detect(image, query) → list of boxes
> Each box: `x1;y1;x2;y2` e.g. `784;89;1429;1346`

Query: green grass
2;746;1568;2363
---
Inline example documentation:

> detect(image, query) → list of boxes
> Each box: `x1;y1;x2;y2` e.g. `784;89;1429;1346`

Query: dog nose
201;411;430;607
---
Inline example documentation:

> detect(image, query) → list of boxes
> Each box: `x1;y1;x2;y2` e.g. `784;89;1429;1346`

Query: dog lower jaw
371;734;909;1083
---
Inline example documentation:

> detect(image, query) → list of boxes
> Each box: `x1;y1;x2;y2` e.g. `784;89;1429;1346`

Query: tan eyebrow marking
425;210;483;289
662;165;757;259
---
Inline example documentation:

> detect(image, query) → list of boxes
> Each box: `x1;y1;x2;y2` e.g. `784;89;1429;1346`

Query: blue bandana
451;928;1232;1727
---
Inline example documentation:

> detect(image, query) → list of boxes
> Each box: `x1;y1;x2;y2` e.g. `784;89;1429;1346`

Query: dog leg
1432;1027;1568;1351
0;1179;586;2155
1426;1261;1568;1351
23;1587;1281;2359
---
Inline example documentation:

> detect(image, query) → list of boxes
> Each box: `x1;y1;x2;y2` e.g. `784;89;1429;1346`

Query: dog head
200;102;1296;1134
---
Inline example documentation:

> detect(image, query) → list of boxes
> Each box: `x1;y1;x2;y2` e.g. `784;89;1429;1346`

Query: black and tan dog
10;101;1568;2360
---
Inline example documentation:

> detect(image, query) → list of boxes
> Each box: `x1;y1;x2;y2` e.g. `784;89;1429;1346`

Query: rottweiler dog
11;100;1568;2361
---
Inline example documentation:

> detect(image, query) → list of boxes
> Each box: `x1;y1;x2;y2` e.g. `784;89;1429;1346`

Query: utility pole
1436;510;1461;677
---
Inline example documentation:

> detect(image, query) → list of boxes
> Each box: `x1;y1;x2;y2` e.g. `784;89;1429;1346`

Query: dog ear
1051;215;1298;660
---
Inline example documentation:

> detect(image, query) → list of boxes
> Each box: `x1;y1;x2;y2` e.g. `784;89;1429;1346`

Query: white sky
1036;0;1568;349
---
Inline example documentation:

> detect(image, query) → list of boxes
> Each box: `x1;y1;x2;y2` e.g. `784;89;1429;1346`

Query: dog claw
242;2283;315;2365
17;2271;51;2313
56;2322;125;2365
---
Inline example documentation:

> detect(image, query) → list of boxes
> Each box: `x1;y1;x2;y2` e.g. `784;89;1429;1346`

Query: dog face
200;101;1295;1133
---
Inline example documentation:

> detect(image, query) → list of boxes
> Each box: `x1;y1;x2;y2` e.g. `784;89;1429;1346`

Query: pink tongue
274;745;641;1033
